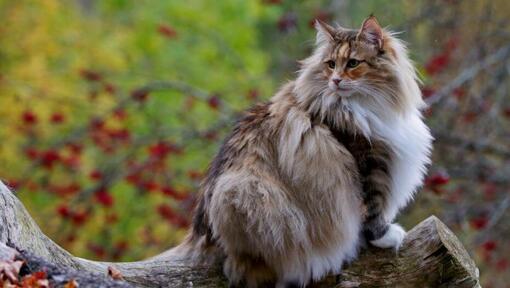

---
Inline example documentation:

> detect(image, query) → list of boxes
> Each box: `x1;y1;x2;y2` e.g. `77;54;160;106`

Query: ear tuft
314;19;336;45
358;15;383;49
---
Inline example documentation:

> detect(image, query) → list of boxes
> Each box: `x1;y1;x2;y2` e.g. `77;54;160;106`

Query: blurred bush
0;0;509;287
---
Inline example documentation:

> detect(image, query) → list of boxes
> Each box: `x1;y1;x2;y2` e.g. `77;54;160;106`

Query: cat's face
315;17;396;99
296;16;424;118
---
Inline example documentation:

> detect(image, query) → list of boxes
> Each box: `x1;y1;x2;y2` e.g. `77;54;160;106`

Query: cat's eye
326;60;336;69
346;59;361;68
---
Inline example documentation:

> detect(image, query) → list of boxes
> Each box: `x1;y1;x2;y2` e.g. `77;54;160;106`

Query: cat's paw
370;223;406;249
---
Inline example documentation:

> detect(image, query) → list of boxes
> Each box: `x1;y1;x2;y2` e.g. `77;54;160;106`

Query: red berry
22;111;38;125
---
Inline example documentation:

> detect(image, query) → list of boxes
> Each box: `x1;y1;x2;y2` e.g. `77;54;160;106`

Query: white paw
370;223;406;249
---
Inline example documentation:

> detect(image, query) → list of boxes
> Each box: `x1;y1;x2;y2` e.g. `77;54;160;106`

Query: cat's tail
148;233;221;264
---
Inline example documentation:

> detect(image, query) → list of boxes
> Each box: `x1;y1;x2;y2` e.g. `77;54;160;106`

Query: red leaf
131;89;150;102
21;270;48;287
481;240;497;253
94;187;114;207
87;243;106;258
502;107;510;118
89;118;105;131
157;204;176;221
108;266;124;280
161;186;177;197
483;183;498;200
113;108;127;120
425;52;450;75
49;183;80;196
277;12;297;33
421;87;436;99
40;149;60;169
247;88;259;100
61;155;80;170
308;10;332;28
470;216;488;230
425;172;450;186
71;210;89;226
66;143;83;155
64;279;79;288
207;95;221;109
262;0;282;4
496;259;509;271
103;82;116;94
50;112;65;124
141;181;159;192
0;259;24;284
22;110;38;125
24;147;39;160
187;170;203;181
157;24;177;38
89;170;103;181
57;204;71;218
79;69;102;82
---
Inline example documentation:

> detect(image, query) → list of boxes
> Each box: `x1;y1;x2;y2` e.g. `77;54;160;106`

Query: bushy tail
148;233;221;264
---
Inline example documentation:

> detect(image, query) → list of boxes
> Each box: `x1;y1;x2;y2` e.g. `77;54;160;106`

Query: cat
172;16;432;288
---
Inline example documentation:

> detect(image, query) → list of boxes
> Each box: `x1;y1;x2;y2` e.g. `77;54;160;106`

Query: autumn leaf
107;266;124;280
20;270;48;288
64;279;79;288
0;260;24;284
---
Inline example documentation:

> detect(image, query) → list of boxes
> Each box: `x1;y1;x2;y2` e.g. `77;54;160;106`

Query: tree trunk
0;181;480;287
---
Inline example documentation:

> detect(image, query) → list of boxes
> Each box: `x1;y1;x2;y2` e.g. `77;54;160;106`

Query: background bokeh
1;0;509;287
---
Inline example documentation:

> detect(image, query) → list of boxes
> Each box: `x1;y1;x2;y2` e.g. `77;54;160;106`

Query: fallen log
0;181;480;287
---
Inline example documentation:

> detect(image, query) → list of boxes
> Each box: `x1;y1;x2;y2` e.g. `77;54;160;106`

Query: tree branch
0;181;480;287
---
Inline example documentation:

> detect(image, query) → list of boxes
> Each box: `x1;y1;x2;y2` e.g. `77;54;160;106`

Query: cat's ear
314;19;336;45
357;15;383;49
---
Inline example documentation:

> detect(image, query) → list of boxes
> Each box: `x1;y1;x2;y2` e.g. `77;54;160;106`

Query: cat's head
294;16;424;121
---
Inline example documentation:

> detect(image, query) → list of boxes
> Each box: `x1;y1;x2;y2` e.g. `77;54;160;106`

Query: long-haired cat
169;16;432;287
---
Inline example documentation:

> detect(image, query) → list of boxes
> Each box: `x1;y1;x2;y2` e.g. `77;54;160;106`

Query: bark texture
0;181;480;287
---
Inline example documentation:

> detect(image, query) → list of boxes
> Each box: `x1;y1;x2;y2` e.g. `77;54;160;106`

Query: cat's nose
332;78;341;85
